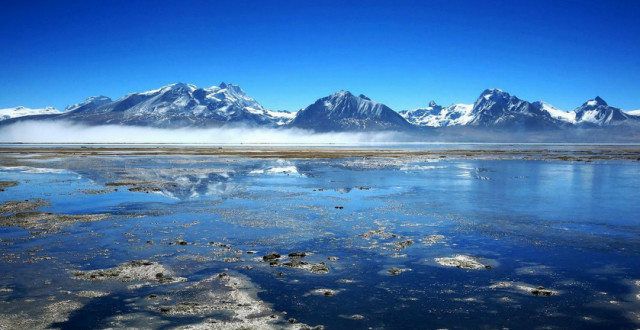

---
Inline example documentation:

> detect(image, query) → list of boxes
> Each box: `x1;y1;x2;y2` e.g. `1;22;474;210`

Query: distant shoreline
1;145;639;161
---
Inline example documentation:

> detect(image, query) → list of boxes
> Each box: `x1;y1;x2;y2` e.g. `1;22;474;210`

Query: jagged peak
427;100;438;108
331;90;353;97
213;82;246;96
583;96;608;107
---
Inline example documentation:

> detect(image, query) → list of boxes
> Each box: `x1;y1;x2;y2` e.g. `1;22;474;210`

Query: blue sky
1;0;639;111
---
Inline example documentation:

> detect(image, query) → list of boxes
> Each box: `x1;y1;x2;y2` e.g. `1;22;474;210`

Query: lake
0;147;639;329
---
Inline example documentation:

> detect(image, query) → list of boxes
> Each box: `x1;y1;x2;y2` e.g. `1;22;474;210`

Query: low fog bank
0;121;405;144
1;120;639;145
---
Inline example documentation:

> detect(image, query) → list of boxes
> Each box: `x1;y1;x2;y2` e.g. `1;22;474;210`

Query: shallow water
1;154;639;329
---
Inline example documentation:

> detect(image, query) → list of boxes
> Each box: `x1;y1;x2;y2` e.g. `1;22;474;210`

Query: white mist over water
0;121;402;145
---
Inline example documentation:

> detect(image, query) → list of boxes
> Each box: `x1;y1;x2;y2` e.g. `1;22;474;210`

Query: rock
288;252;307;258
360;228;396;239
263;253;281;261
434;255;492;270
422;234;445;245
334;206;344;209
531;286;553;296
73;260;186;284
209;242;231;248
0;181;18;192
309;263;329;274
490;281;559;297
306;288;341;297
387;267;410;276
394;239;414;250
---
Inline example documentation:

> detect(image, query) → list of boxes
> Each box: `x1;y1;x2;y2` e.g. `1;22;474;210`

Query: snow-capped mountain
466;89;566;128
54;82;289;127
289;91;412;131
2;84;638;132
402;90;573;129
573;96;634;126
399;101;473;127
0;106;59;121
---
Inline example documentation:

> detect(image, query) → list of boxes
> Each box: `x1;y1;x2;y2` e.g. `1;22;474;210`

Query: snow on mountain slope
625;109;640;116
56;82;289;127
573;96;631;126
265;110;296;125
0;106;59;121
400;101;473;127
467;89;565;128
541;102;576;124
289;91;412;131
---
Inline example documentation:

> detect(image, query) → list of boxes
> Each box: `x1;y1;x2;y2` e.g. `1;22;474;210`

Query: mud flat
141;272;320;329
0;199;109;234
73;260;186;284
0;181;18;192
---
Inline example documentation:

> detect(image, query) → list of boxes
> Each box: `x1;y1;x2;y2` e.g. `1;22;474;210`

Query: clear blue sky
1;0;639;111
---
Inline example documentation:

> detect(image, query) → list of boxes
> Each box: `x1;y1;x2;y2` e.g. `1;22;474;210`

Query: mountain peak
333;90;353;97
217;82;245;95
65;95;112;111
584;96;608;107
358;94;371;101
428;100;438;107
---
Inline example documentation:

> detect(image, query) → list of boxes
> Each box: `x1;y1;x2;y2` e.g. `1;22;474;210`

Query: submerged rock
422;234;445;246
360;228;397;239
434;255;492;270
339;314;365;320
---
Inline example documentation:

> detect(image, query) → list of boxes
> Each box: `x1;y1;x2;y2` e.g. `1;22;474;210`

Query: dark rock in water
531;286;553;296
263;253;281;261
334;206;344;209
310;263;329;274
388;267;404;276
394;239;414;250
288;252;307;258
0;181;18;192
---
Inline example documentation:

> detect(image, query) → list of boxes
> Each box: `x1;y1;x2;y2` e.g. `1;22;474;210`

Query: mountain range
2;83;639;132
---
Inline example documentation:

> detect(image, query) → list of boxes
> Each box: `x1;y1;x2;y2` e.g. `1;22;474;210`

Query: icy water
1;153;639;329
